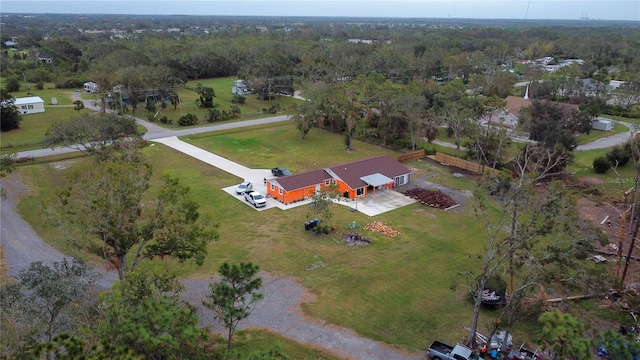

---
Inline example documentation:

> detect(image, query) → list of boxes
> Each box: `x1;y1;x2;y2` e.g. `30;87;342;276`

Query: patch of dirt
403;188;457;209
579;177;606;186
576;197;640;287
342;232;371;246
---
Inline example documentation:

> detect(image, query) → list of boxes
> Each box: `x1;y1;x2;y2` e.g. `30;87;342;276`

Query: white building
14;96;45;114
592;118;615;131
84;81;99;93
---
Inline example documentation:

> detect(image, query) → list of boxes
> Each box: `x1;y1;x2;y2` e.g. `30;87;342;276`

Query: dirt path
0;174;423;360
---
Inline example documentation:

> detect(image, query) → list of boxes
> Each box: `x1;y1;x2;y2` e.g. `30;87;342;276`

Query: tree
0;258;98;356
195;83;216;108
466;144;594;348
100;271;212;360
5;77;20;92
1;89;22;131
614;81;640;117
598;329;640;360
44;112;139;154
537;311;592;360
526;100;577;151
203;262;264;356
46;146;217;280
72;99;85;112
32;334;139;360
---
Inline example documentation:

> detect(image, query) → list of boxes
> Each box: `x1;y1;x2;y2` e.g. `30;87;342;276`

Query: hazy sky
1;0;639;21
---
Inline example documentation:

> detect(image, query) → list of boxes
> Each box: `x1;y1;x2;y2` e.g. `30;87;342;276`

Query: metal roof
360;173;393;187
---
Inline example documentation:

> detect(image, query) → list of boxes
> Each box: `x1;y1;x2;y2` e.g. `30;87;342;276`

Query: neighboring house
266;155;412;204
231;80;254;95
14;96;45;114
483;95;579;130
83;81;99;93
592;118;615;131
37;55;53;64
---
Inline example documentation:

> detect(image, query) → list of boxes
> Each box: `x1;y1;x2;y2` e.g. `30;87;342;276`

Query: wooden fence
397;149;426;163
428;153;501;176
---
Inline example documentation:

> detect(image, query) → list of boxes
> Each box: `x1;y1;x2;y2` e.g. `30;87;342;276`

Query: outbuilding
14;96;45;114
592;118;615;131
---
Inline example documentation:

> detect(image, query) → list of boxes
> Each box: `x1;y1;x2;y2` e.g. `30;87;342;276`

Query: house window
356;188;364;196
278;188;283;195
325;179;330;186
270;184;275;191
27;105;34;109
331;179;337;185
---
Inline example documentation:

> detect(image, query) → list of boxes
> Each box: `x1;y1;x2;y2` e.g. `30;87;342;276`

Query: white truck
244;191;267;208
426;340;476;360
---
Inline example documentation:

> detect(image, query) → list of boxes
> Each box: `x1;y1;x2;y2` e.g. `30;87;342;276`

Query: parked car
235;181;253;195
426;340;476;360
271;167;292;177
244;191;267;208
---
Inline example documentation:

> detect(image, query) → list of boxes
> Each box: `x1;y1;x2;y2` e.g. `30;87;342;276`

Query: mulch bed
403;188;457;209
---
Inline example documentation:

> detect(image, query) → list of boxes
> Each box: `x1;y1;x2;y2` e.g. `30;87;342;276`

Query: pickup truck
426;340;476;360
244;191;267;208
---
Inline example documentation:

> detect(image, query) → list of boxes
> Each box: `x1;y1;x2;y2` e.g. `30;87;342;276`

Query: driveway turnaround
151;137;416;216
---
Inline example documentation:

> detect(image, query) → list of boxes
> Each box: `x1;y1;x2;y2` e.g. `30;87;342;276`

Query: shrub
593;156;612;174
177;113;198;126
5;78;20;92
606;145;631;167
231;94;245;104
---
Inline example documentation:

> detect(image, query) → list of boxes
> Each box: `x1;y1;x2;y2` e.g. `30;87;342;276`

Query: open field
0;106;92;153
79;76;300;128
13;122;513;351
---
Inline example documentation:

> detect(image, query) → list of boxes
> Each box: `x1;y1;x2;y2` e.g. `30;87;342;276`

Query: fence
397;149;426;163
428;153;501;176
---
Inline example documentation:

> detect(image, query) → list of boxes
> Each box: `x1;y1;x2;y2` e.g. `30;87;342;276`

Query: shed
14;96;45;114
592;118;615;131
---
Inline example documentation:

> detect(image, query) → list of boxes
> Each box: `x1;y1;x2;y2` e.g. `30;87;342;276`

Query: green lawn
1;106;92;153
575;122;628;145
80;76;301;128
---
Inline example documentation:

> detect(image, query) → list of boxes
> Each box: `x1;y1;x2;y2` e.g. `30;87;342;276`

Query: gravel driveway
0;174;424;360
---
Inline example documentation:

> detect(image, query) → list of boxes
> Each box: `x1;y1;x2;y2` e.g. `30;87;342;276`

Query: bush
5;78;20;92
177;113;198;126
55;78;84;89
606;145;631;167
593;156;612;174
231;94;245;104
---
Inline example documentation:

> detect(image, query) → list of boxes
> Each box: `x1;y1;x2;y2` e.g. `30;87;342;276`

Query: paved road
16;93;291;158
576;121;637;151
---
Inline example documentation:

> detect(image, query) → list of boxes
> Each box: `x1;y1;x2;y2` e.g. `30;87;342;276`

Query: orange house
266;155;412;204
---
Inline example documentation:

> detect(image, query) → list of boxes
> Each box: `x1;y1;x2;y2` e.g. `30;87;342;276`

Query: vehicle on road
244;191;267;208
271;167;292;177
426;340;476;360
235;181;253;195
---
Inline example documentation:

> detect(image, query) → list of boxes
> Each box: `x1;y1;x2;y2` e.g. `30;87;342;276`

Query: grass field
14;121;510;352
79;76;300;128
0;106;92;153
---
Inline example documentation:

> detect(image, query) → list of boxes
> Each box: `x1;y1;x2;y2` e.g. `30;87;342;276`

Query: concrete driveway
152;136;416;216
